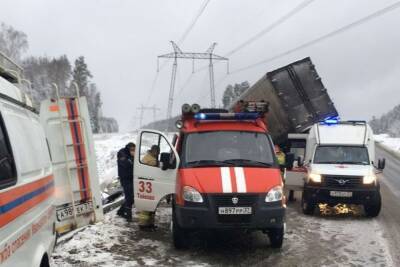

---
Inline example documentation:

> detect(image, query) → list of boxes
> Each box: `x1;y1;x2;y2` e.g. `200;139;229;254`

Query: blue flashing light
321;116;340;125
194;112;260;121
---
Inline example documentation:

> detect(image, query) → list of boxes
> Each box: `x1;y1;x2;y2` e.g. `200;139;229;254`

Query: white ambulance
0;52;103;266
301;120;385;216
0;55;55;267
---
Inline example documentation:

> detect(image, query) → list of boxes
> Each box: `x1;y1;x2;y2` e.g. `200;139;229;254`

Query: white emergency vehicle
0;53;55;267
301;119;385;216
0;52;103;266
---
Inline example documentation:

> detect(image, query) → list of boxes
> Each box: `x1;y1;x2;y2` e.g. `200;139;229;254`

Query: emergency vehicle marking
0;175;54;228
234;167;247;193
0;206;54;264
221;167;233;193
65;98;91;201
221;167;248;193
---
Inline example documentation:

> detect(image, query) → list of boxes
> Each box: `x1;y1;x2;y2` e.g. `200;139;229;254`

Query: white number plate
330;191;353;198
218;207;252;215
56;201;94;221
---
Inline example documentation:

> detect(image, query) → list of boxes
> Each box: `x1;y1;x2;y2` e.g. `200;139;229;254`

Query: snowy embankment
93;132;137;190
375;134;400;152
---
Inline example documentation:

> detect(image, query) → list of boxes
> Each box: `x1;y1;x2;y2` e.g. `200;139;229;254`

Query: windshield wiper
335;161;369;165
223;159;273;167
186;160;234;167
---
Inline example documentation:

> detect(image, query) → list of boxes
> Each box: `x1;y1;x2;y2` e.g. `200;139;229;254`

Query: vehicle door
134;130;180;212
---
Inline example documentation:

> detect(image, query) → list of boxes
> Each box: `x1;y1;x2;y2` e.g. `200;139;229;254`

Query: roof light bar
320;116;340;125
194;112;261;121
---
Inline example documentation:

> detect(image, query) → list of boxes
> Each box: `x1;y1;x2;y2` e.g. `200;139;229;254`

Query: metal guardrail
0;51;23;83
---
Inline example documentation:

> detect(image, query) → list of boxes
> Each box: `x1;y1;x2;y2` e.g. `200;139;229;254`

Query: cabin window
0;114;17;190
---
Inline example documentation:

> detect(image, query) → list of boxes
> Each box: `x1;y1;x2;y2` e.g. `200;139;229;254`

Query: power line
178;0;212;45
225;0;315;57
231;1;400;74
145;0;212;106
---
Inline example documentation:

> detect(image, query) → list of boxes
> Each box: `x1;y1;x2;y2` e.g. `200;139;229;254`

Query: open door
134;130;180;212
285;133;308;191
40;96;104;234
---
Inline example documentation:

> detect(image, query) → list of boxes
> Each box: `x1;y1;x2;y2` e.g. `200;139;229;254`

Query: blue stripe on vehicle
0;180;54;215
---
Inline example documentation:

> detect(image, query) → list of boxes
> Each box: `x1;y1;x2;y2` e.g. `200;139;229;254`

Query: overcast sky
1;0;400;131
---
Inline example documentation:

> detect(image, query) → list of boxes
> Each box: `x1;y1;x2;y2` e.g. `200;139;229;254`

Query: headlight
265;185;283;202
363;174;376;184
182;186;203;203
309;173;322;183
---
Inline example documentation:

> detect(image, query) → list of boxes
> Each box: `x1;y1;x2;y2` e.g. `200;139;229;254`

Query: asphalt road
53;144;400;266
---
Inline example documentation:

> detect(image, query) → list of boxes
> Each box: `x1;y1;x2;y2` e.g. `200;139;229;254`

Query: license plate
56;201;93;221
218;207;252;215
330;191;353;198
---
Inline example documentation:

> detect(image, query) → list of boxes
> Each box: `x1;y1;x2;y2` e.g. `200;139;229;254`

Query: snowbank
374;134;400;152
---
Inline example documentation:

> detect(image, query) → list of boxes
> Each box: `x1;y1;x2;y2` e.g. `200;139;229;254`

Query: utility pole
137;105;161;128
158;41;229;120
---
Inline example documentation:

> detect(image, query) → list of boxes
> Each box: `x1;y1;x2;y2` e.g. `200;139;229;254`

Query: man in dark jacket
117;142;136;221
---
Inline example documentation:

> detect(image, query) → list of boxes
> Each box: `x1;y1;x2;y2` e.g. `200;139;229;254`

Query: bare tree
0;22;29;62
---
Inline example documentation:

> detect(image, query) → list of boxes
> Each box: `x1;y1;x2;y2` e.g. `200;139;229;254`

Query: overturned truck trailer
232;57;338;145
232;57;339;193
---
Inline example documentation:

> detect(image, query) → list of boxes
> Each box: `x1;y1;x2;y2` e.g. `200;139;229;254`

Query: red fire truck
134;103;285;249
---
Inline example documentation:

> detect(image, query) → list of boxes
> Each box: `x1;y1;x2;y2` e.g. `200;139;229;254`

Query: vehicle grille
211;194;259;206
323;175;363;188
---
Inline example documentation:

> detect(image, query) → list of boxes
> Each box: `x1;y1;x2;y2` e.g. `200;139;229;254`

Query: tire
40;254;50;267
301;193;316;215
267;227;284;249
365;194;382;218
172;208;189;249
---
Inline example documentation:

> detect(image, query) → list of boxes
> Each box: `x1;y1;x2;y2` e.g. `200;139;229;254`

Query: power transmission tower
137;105;161;127
158;41;229;120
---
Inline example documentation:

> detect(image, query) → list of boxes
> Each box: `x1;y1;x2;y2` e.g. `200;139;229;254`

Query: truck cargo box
232;57;338;143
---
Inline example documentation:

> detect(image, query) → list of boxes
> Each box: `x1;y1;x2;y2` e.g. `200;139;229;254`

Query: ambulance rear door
40;96;103;234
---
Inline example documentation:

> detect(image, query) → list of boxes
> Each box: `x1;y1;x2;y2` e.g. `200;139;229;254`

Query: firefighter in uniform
117;142;136;222
138;145;160;230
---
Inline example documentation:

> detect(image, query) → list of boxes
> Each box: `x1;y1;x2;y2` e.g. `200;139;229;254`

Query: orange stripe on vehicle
71;99;91;200
65;99;85;200
0;175;54;228
0;175;53;204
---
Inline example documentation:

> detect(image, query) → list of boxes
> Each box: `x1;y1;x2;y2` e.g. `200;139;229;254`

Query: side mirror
297;156;304;167
285;152;295;170
378;158;386;170
160;152;176;171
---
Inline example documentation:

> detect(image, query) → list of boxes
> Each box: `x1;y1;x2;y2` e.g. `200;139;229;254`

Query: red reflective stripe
70;99;91;200
0;175;54;228
65;99;86;200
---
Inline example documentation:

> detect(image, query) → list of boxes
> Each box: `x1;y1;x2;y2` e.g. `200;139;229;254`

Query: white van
300;120;385;216
0;67;56;266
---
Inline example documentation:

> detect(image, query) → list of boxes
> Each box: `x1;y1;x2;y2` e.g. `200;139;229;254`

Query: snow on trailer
40;84;103;234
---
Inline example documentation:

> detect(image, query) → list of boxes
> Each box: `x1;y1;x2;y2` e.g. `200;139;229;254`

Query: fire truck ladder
52;82;96;230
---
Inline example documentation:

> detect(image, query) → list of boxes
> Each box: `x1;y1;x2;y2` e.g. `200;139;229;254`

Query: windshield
313;146;370;165
182;131;275;168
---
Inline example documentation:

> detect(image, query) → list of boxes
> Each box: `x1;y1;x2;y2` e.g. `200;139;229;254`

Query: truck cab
134;103;286;249
301;119;384;217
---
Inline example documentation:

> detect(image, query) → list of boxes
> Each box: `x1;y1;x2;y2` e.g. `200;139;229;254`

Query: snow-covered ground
52;132;398;266
375;134;400;152
94;132;137;189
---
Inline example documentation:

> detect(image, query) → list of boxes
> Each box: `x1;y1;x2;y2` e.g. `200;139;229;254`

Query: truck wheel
364;194;381;217
267;227;284;249
172;210;189;249
301;194;315;215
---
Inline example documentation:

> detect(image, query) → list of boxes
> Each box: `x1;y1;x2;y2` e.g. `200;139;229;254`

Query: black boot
125;208;133;222
117;206;126;218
